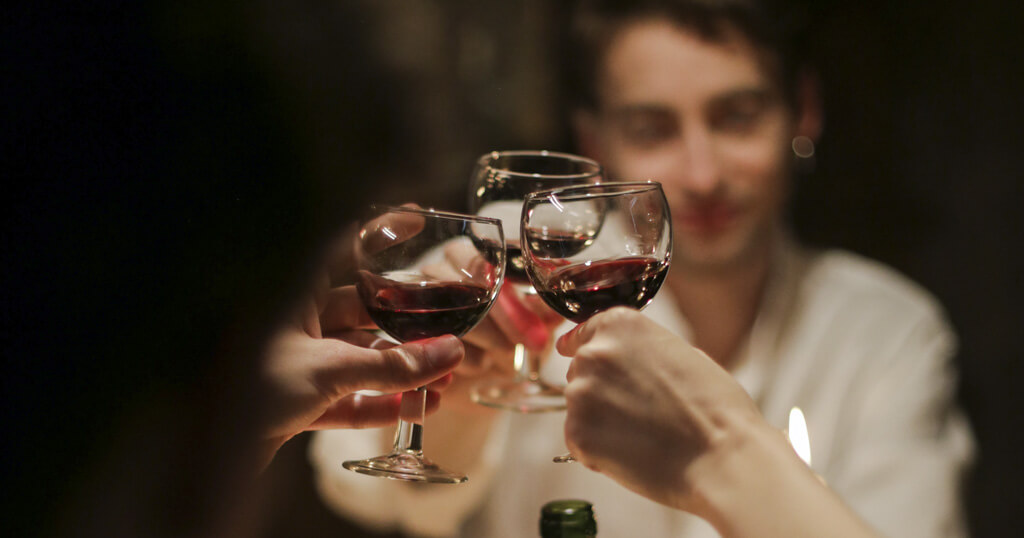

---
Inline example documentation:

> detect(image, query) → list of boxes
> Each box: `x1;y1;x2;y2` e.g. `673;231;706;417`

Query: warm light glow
513;342;526;374
788;407;812;466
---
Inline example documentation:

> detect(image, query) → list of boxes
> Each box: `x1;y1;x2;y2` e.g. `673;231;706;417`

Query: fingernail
554;334;567;356
422;335;463;369
555;327;576;356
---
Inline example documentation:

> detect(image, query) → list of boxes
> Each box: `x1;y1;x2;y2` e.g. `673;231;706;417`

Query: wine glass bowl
520;182;672;462
470;150;604;285
343;206;505;483
522;182;671;323
467;150;604;413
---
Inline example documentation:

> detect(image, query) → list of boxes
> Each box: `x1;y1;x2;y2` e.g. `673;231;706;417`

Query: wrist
685;415;808;534
686;416;879;538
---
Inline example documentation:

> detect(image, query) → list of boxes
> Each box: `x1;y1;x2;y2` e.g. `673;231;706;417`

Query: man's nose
676;128;721;196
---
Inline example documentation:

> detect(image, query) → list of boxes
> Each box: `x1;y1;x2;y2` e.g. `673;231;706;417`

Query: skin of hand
558;307;880;538
258;284;463;467
557;307;762;509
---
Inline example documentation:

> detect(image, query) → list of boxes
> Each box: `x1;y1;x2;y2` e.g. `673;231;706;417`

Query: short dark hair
565;0;810;111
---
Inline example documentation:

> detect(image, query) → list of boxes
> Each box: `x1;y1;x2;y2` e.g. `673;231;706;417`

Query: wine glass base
471;378;566;413
343;452;468;484
552;452;577;463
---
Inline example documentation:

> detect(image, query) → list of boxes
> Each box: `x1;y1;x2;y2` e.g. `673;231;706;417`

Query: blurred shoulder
795;248;951;332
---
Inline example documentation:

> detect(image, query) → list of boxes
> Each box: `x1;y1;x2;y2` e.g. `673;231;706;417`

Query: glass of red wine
467;150;604;413
342;206;505;483
520;182;672;462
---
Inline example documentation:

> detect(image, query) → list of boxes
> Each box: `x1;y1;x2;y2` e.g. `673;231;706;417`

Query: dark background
3;1;1022;536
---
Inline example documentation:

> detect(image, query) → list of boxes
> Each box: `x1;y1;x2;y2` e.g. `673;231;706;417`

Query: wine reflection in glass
467;150;604;413
342;206;505;483
520;182;673;462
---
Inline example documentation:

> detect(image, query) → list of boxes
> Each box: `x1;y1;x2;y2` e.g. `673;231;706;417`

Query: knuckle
564;378;600;409
574;345;619;375
563;380;587;403
606;306;640;326
380;345;420;381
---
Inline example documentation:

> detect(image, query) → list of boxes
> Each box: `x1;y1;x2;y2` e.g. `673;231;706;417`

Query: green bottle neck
540;500;597;537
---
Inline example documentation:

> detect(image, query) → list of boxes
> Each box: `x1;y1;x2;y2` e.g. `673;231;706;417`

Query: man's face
580;19;796;273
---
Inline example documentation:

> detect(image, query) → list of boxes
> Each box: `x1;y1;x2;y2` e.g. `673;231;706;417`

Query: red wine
470;233;528;284
533;257;668;323
504;242;531;284
357;274;493;342
524;227;595;258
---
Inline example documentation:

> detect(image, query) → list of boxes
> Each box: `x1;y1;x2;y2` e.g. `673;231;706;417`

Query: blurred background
253;1;1024;536
4;0;1022;536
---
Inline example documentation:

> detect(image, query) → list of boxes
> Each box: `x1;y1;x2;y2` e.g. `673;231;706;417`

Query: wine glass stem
512;343;543;383
392;387;426;453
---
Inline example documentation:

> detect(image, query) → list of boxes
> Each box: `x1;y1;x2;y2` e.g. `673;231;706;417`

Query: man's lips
674;204;740;233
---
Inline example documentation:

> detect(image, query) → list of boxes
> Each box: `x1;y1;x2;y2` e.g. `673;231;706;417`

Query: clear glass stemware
342;206;505;482
467;150;604;413
520;182;673;461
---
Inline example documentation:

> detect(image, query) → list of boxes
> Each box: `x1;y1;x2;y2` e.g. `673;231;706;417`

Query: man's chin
671;235;762;274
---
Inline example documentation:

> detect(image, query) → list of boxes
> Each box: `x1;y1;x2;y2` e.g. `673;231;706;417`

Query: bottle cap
540;499;597;535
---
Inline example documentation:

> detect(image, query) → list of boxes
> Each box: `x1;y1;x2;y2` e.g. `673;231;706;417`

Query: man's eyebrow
604;87;778;117
707;87;777;108
605;103;674;118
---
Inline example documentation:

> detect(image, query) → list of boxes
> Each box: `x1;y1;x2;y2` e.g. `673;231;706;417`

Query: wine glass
467;150;604;413
342;206;505;483
520;182;672;462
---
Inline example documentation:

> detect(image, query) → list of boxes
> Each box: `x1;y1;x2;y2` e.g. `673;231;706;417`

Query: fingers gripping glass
467;150;604;413
343;206;505;483
520;182;673;462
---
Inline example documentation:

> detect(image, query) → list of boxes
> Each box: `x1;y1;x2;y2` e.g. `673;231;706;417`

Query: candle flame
788;406;812;466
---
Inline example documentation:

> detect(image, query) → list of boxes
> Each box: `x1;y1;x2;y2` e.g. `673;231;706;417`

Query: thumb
326;335;464;395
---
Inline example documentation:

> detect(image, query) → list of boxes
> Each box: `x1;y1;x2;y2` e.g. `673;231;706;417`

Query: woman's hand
258;284;463;466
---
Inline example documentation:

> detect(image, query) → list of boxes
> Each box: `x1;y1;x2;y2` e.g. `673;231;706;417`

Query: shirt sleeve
308;412;512;538
827;308;974;538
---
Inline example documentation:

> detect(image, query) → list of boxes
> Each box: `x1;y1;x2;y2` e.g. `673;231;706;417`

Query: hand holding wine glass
520;181;673;461
342;206;505;483
551;308;885;538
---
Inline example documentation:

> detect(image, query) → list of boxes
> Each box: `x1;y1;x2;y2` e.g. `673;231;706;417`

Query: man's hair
565;0;810;110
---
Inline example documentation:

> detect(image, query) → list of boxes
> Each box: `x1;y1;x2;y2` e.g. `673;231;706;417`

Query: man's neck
667;242;775;370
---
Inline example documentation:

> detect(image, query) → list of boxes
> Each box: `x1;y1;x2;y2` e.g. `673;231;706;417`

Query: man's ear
794;70;823;141
572;109;605;162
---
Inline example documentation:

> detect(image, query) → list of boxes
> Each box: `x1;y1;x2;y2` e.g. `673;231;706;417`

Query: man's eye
621;118;676;145
710;97;767;133
714;108;759;131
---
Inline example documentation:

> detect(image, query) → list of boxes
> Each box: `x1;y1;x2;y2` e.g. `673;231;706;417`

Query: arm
558;307;882;538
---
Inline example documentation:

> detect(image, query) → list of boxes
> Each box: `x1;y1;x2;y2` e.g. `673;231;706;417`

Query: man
312;1;972;536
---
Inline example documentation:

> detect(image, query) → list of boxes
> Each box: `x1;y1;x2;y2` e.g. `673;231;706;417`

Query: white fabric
310;241;973;538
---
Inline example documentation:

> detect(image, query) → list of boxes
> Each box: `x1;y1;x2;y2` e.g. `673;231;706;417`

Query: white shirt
310;241;974;538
